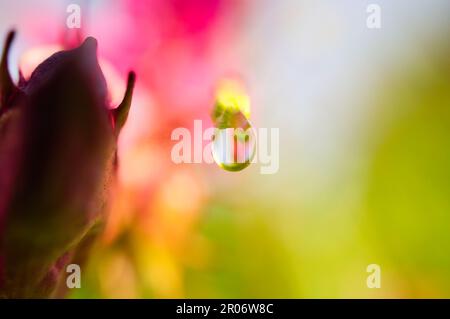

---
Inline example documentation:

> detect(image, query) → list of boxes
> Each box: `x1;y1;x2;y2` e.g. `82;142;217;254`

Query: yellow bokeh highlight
215;78;251;119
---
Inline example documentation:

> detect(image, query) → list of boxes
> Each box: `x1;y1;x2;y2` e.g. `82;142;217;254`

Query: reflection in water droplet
211;78;255;172
212;126;256;172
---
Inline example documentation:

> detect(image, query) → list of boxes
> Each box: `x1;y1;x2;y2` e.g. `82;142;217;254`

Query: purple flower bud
0;30;135;298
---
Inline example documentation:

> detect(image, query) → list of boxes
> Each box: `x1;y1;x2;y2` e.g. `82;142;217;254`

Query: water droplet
211;78;255;172
212;125;256;172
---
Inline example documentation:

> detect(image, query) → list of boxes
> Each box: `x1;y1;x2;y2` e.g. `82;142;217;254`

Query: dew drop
211;78;255;172
212;125;256;172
